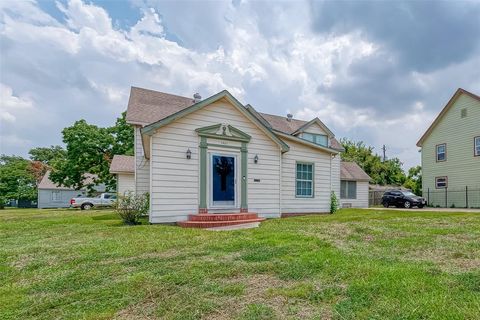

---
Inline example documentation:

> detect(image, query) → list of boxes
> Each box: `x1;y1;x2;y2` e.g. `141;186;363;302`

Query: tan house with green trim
417;88;480;207
110;87;370;226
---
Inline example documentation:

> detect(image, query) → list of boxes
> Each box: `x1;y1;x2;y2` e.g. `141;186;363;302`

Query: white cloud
0;83;34;123
0;0;478;170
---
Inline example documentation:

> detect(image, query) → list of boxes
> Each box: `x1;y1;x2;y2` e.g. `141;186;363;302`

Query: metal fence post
427;188;430;206
445;187;448;208
466;186;468;208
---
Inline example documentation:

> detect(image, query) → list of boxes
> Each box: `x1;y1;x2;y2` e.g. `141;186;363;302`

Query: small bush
115;192;149;225
330;191;338;214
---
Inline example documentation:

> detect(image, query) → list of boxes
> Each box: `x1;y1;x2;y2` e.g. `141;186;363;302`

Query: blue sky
1;0;479;169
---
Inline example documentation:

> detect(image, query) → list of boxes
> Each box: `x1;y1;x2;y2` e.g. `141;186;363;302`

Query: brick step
187;213;259;221
177;218;265;229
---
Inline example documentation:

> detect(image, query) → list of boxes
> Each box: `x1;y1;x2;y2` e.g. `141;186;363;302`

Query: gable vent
461;108;467;118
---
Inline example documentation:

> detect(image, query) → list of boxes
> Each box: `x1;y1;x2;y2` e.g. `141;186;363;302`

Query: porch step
178;212;265;229
187;213;259;222
177;218;265;229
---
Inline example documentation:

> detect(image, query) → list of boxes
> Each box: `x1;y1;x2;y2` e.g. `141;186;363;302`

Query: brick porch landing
177;213;265;229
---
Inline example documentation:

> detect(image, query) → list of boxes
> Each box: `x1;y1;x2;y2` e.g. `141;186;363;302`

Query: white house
110;87;370;227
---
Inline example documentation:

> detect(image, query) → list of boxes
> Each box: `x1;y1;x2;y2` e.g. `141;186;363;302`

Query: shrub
330;191;338;214
115;192;149;225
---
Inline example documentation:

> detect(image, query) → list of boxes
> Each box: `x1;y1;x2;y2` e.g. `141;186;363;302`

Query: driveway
368;207;480;213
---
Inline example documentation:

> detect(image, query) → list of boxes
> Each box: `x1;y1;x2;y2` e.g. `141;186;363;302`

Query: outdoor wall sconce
254;154;259;164
186;148;192;159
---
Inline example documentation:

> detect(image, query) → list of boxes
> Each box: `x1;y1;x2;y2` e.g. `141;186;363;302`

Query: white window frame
341;180;357;199
295;162;314;198
475;136;480;157
435;176;448;189
51;190;61;202
302;133;328;147
436;143;446;162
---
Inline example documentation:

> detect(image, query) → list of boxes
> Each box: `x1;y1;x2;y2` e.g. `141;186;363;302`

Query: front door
211;154;236;207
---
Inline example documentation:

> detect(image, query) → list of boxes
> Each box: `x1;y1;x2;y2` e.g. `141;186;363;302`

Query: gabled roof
141;90;290;152
292;117;334;137
38;171;99;190
125;86;343;151
110;155;134;174
417;88;480;147
340;162;371;181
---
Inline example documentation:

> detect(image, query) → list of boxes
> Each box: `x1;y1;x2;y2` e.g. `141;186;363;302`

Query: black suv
381;190;426;209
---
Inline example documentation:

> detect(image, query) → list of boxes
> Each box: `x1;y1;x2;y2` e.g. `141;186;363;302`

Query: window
302;133;328;147
296;163;314;197
475;136;480;157
436;144;446;162
51;191;61;202
435;177;448;189
340;180;357;199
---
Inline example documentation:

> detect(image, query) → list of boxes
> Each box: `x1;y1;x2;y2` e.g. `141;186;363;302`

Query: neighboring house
111;86;369;224
417;88;480;207
340;162;371;208
109;155;135;196
37;171;106;208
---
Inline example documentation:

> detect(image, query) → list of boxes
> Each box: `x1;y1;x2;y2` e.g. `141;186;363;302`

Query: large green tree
29;145;66;165
0;155;37;202
340;139;406;185
50;112;134;191
403;165;422;195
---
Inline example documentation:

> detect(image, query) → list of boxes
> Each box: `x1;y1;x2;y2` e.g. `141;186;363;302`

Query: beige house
340;162;371;208
110;87;370;226
417;88;480;207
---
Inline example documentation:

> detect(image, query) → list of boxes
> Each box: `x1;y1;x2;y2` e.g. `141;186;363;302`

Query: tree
109;111;134;156
0;155;37;202
49;112;134;192
404;165;422;195
340;139;406;185
29;145;66;165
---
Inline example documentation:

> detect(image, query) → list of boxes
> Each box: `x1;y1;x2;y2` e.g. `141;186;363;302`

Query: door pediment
195;123;251;142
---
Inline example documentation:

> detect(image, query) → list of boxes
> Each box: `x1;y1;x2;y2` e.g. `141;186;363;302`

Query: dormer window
302;133;328;147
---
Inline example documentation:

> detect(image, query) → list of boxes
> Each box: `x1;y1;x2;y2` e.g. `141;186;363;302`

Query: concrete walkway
367;207;480;213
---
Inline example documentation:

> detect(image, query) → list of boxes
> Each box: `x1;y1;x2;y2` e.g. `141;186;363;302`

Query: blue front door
212;155;235;206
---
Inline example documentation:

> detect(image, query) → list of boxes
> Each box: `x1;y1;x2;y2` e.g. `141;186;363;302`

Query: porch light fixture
186;148;192;159
254;154;259;164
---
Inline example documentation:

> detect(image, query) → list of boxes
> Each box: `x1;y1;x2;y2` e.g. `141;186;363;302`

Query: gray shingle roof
126;86;342;150
38;171;99;190
340;162;371;181
110;155;134;174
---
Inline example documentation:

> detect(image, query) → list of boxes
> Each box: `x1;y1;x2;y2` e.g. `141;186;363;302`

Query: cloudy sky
1;0;479;169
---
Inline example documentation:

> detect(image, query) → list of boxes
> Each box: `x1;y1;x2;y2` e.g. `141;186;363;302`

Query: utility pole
382;145;387;162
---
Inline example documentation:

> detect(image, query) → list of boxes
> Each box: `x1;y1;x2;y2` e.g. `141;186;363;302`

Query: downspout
149;132;153;221
279;148;282;217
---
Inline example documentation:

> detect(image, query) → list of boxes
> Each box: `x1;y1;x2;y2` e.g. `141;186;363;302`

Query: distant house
417;88;480;207
109;86;371;227
37;171;106;209
109;155;135;196
340;162;371;208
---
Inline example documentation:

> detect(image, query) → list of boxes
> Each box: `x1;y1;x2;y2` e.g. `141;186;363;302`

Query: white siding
117;173;135;196
149;100;281;223
280;137;334;214
134;127;150;194
331;155;341;200
340;181;369;208
302;123;328;135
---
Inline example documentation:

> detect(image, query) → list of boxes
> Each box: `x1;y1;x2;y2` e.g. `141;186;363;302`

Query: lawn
1;209;479;320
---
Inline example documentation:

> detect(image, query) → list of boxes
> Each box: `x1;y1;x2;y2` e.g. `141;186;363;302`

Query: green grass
1;208;479;319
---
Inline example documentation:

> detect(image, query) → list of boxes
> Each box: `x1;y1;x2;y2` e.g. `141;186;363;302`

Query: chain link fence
369;187;480;208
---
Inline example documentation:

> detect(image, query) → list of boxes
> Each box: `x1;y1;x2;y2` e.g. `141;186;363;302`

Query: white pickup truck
70;193;117;210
